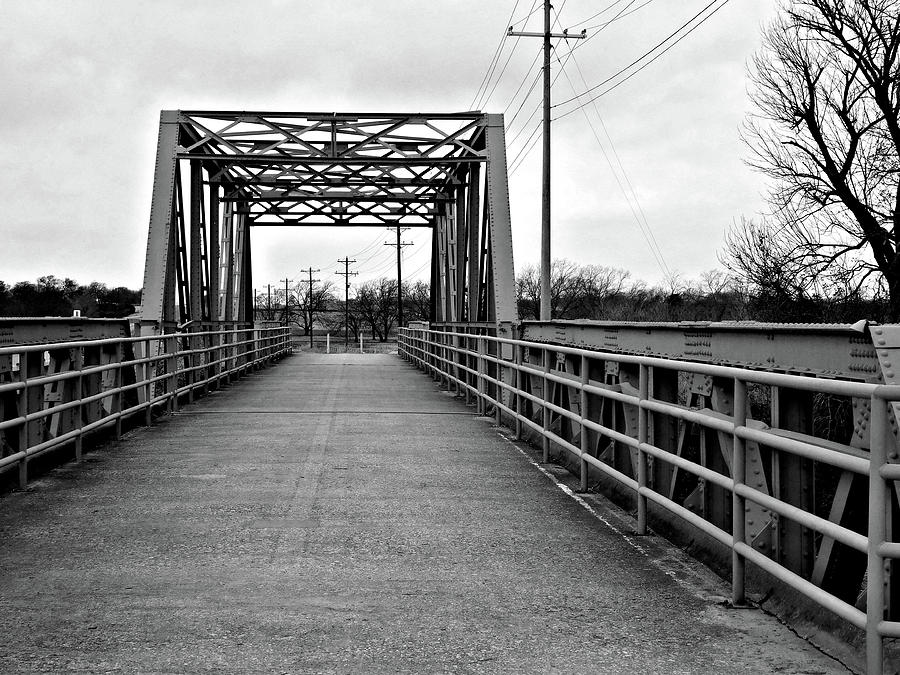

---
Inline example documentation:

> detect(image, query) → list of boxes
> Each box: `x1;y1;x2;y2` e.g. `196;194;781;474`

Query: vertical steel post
542;347;551;463
168;335;179;412
17;351;29;488
477;336;486;416
143;338;153;426
868;392;888;675
114;342;124;439
637;364;649;535
514;345;523;439
580;354;589;493
495;339;502;426
189;161;204;323
732;377;747;605
74;347;84;460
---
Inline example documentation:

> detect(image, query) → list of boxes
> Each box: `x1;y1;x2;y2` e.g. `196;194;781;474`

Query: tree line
0;276;140;318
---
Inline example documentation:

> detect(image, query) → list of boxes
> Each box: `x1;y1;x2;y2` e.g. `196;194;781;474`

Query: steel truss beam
140;110;517;332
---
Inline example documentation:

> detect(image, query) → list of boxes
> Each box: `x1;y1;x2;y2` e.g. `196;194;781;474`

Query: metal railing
400;326;899;673
0;325;292;487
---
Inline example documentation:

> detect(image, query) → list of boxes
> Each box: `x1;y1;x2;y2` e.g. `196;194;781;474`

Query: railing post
74;347;85;459
168;335;179;412
637;363;649;535
186;332;195;404
867;392;888;675
17;351;29;489
514;344;523;439
477;336;486;416
114;341;124;439
143;338;153;426
542;347;551;464
494;335;502;427
732;377;747;605
579;353;589;493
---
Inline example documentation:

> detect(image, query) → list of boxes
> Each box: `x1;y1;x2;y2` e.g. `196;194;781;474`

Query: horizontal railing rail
399;325;899;674
0;325;292;487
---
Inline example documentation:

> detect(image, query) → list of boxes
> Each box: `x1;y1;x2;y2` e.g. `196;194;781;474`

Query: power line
556;49;671;278
510;3;543;28
553;0;731;115
581;0;655;31
565;0;631;28
570;51;669;277
508;122;542;174
469;0;525;110
502;47;544;117
477;30;529;111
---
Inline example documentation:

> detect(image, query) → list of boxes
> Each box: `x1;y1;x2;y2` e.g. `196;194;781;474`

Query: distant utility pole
335;258;357;350
280;278;292;325
509;3;585;320
298;267;320;349
384;226;412;330
267;284;272;321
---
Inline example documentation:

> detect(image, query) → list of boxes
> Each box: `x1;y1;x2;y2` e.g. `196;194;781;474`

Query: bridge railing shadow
400;323;900;674
0;324;291;489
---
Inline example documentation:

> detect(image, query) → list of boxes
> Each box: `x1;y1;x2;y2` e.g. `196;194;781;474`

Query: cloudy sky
1;0;780;293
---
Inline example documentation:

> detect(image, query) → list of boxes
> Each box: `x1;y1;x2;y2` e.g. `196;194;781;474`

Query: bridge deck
0;353;847;673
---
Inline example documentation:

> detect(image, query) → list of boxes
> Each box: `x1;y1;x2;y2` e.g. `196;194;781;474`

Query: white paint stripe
496;431;650;557
496;429;695;587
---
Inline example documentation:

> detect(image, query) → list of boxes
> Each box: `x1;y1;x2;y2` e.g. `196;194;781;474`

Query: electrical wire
565;0;631;28
502;48;544;117
474;0;540;111
553;0;731;116
469;0;524;110
581;0;655;31
509;124;543;175
509;121;544;173
510;3;543;28
556;48;671;277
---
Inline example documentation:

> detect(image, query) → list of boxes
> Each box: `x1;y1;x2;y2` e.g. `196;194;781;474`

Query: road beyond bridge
0;352;849;673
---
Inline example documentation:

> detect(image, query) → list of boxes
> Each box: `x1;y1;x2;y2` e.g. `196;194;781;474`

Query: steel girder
140;110;516;333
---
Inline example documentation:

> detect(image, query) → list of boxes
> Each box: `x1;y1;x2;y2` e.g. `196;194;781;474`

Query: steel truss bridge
0;110;899;672
140;111;515;334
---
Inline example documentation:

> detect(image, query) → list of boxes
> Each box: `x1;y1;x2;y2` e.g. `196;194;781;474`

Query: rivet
887;371;895;378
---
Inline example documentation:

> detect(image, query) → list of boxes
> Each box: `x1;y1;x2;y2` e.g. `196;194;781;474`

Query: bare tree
517;259;631;319
403;280;431;322
724;0;900;318
293;279;336;336
354;278;398;341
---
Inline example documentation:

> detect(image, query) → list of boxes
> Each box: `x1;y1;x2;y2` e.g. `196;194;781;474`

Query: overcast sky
1;0;780;293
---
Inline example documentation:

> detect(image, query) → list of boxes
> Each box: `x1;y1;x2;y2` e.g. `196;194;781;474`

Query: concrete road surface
0;353;854;673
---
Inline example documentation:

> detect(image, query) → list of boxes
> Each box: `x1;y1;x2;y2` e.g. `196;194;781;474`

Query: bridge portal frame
139;110;516;336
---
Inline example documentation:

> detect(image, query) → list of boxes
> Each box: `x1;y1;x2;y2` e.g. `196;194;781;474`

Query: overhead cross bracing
181;112;482;228
140;110;517;332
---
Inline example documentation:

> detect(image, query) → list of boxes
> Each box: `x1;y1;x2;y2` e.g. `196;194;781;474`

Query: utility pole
384;226;412;331
298;267;320;349
280;278;291;325
335;258;357;351
267;284;272;321
509;4;585;320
